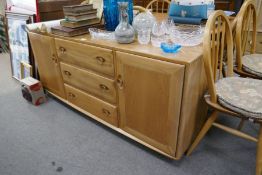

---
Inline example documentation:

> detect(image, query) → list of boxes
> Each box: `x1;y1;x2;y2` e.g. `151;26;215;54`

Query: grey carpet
0;53;258;175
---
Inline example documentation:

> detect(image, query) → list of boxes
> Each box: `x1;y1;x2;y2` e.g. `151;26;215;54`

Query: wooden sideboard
28;31;208;159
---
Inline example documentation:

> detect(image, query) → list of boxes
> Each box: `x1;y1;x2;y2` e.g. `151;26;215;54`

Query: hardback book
65;12;97;22
63;4;93;13
51;25;89;37
63;8;97;16
60;18;100;28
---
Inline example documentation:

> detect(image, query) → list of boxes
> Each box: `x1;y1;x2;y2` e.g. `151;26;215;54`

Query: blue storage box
168;0;215;24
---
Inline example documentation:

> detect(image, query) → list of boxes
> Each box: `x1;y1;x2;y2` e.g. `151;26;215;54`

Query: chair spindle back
203;10;234;103
236;0;256;70
146;0;170;13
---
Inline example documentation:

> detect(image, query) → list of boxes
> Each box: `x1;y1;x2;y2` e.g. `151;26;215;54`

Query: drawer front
55;38;115;77
60;62;117;104
65;84;118;126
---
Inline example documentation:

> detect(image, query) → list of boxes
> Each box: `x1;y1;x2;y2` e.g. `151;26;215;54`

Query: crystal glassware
132;11;156;33
170;25;204;46
162;18;175;35
151;35;168;47
151;20;172;47
114;1;135;44
89;28;116;41
152;21;166;37
137;29;151;45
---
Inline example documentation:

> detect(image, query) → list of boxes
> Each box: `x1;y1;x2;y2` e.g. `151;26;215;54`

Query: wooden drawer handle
99;84;109;91
68;92;75;98
96;56;106;65
102;108;111;116
59;47;66;54
64;70;71;76
116;75;124;90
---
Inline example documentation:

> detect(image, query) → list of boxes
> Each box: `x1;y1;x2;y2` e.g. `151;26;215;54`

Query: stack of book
51;4;102;37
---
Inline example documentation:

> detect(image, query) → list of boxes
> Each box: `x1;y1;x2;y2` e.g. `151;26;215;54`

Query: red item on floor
21;77;46;106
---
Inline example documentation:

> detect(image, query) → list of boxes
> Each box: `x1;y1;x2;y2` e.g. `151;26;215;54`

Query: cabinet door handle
59;47;66;54
64;70;71;76
96;56;106;65
51;56;58;63
99;84;109;91
102;108;111;116
116;75;124;90
68;92;75;98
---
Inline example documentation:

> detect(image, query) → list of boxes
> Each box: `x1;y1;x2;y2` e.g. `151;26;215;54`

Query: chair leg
186;111;218;156
237;118;246;131
222;66;226;77
256;124;262;175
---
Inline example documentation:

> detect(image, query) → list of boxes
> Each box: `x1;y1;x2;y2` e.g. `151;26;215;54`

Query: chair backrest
146;0;170;13
133;5;147;13
203;10;234;103
235;0;256;70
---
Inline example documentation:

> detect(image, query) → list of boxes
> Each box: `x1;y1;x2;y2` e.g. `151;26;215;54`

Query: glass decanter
114;1;135;44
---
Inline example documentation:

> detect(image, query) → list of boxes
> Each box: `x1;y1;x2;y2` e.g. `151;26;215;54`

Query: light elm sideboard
28;32;208;159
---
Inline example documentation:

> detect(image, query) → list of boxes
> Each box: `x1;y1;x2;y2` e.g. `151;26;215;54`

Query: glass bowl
88;28;116;41
170;25;204;46
160;42;181;53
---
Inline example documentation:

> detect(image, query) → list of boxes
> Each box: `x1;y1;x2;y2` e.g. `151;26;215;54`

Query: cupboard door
28;32;65;98
116;52;185;156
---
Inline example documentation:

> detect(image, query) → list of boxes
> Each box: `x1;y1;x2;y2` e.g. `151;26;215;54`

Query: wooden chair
133;5;147;16
146;0;170;13
234;0;262;79
186;10;262;175
133;6;147;13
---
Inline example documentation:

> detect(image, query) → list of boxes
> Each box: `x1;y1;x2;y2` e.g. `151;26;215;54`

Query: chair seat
242;54;262;78
215;77;262;120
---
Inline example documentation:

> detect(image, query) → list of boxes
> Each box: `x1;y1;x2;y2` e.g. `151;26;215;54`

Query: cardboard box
21;77;46;106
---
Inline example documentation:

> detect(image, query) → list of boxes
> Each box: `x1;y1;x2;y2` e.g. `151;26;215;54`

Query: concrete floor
0;53;259;175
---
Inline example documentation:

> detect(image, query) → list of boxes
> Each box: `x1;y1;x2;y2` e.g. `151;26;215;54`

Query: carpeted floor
0;53;259;175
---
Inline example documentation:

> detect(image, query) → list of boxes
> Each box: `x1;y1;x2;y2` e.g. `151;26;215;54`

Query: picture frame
87;0;104;22
20;61;32;79
5;11;36;80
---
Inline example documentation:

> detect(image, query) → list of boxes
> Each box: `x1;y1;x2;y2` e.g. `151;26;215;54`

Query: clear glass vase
114;2;135;44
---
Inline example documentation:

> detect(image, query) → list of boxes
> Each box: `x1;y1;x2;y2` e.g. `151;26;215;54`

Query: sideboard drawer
61;62;117;104
65;84;118;127
55;38;115;77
